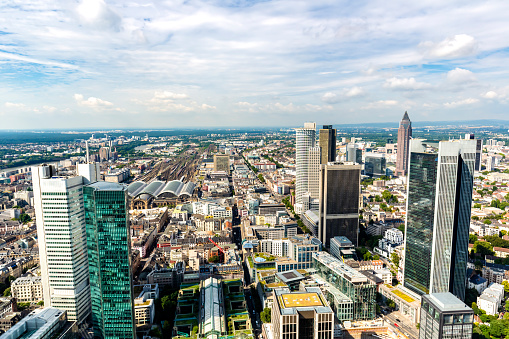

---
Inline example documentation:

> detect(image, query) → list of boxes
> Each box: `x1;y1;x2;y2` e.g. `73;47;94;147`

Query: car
394;323;399;328
396;318;401;322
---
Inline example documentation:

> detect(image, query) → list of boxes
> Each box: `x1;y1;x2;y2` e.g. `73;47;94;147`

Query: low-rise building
10;276;42;303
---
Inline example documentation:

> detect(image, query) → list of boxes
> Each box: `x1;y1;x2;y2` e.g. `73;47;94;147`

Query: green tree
473;241;494;256
391;252;400;267
3;287;10;297
260;307;271;323
502;281;509;293
373;254;380;260
483;219;492;225
363;252;372;261
469;234;478;244
18;213;32;224
37;300;44;306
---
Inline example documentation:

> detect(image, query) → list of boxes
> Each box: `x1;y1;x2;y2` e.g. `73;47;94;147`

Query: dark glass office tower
319;125;337;164
84;182;135;339
403;147;438;296
318;163;361;247
403;140;476;301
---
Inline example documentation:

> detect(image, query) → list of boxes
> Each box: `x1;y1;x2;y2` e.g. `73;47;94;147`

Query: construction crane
209;237;225;263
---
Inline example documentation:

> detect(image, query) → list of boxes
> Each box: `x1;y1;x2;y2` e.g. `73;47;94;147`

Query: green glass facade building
313;252;376;321
84;182;135;339
403;149;438;296
403;140;476;301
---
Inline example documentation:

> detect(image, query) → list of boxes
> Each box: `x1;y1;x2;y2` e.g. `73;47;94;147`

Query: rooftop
426;292;472;312
87;181;126;191
280;292;324;308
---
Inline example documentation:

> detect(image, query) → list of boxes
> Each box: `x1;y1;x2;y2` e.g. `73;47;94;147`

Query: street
383;311;419;339
244;288;262;339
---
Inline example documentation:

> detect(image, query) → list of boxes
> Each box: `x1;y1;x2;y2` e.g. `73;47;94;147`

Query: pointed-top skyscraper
395;111;412;176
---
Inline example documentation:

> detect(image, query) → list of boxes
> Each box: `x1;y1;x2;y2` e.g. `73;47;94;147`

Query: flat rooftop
426;292;472;312
280;292;324;308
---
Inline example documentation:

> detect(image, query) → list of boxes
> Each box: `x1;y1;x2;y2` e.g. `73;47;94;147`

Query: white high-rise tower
32;164;98;323
295;122;316;214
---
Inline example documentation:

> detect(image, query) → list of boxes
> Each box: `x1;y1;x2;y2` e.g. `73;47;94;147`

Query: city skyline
1;1;509;129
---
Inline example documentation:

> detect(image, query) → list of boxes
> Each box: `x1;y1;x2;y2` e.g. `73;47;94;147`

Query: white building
384;228;404;244
477;283;505;315
32;164;99;323
11;276;43;303
294;123;316;215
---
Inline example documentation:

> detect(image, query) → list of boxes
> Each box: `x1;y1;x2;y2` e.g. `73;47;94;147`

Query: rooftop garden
391;289;415;303
254;252;276;261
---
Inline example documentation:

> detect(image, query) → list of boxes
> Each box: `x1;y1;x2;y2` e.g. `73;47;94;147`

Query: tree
363;252;372;261
386;298;396;309
505;299;509;312
208;255;220;263
473;241;494;256
373;254;380;260
260;307;271;323
37;300;44;306
502;281;509;293
3;287;10;297
397;224;405;234
483;219;492;225
469;234;478;244
18;213;31;224
391;252;400;267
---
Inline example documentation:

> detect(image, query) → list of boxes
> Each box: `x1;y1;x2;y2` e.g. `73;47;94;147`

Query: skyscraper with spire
395;111;412;176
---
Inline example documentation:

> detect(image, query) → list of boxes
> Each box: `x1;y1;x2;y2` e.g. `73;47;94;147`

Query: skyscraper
32;165;91;323
319;125;336;164
295;122;316;214
403;139;476;300
84;181;135;339
318;163;361;247
395;111;412;176
345;143;362;164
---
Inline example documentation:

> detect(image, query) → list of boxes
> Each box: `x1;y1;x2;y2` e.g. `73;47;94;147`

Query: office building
329;236;355;261
99;146;110;162
345;143;362;164
307;146;321;206
313;252;376;321
32;165;91;323
395;111;412;176
318;163;361;247
213;154;230;173
464;134;482;171
403;139;476;300
419;293;473;339
364;153;386;177
272;287;334;339
319;125;336;164
10;276;42;303
84;181;135;339
295;122;316;214
77;162;101;184
2;307;78;339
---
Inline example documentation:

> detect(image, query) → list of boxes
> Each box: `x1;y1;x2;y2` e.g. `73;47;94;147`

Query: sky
1;0;509;129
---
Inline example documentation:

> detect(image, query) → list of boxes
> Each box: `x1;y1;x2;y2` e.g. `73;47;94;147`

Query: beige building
272;287;333;339
11;276;43;303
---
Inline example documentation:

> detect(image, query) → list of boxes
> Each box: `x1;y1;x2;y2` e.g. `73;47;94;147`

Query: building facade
419;293;473;339
395;111;412;176
10;276;42;303
319;125;337;164
32;165;91;323
403;140;477;301
272;287;334;339
318;163;361;247
295;122;316;215
213;154;230;173
84;181;135;339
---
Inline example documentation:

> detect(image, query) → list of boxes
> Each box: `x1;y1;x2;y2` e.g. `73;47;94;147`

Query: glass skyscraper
403;139;476;301
84;182;135;339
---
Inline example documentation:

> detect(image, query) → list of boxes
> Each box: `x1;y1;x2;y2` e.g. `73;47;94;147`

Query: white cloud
444;98;479;108
446;68;476;84
362;100;398;109
345;86;365;97
321;92;339;104
74;93;114;108
420;34;478;59
482;91;498;99
384;77;432;90
76;0;122;31
152;91;189;101
5;102;26;108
